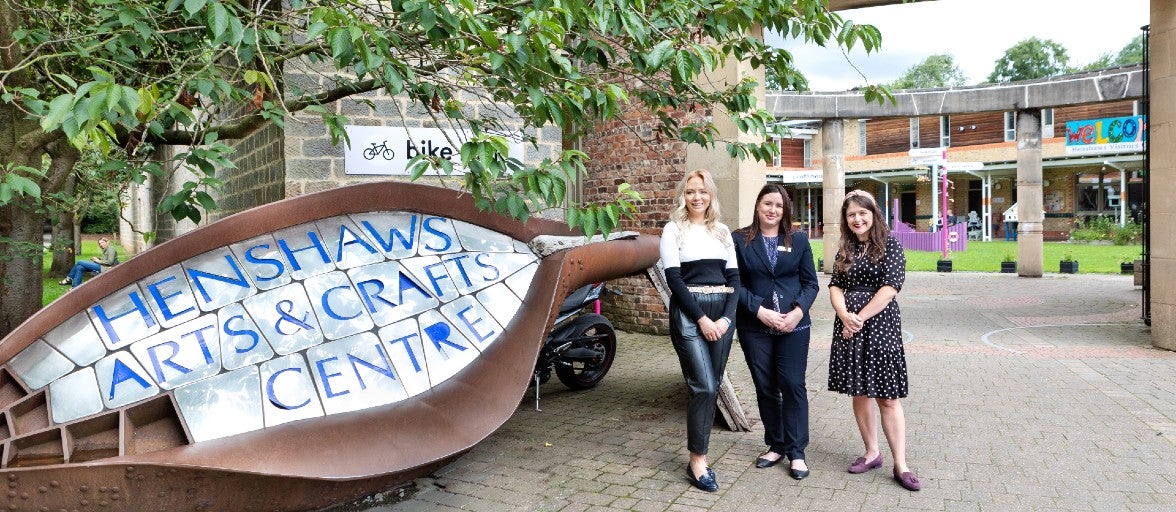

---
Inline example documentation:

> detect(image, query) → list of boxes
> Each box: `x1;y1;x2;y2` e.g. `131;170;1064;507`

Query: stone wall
280;73;561;200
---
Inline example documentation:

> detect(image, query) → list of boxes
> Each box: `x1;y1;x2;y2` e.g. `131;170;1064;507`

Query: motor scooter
530;281;617;410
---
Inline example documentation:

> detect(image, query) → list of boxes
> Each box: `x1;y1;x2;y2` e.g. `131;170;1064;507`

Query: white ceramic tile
440;295;502;350
303;271;374;340
138;264;201;329
346;261;439;326
49;367;104;424
416;309;477;387
475;283;523;327
9;340;75;390
259;353;324;427
181;248;258;311
230;233;294;291
217;302;276;370
88;283;162;350
242;283;324;355
271;221;337;280
128;315;222;390
307;332;409;415
377;318;430;397
94;351;160;409
174;367;263;443
42;312;106;367
316;215;387;270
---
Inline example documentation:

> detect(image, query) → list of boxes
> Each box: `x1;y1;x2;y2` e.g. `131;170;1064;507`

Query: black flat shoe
789;467;810;480
754;452;783;469
686;465;718;492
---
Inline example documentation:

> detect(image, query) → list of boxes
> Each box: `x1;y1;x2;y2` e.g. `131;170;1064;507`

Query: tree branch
148;78;383;145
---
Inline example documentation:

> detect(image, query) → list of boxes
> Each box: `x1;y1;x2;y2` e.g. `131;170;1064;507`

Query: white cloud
768;0;1149;91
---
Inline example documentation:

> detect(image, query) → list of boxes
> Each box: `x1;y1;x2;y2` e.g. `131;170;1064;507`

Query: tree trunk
0;204;49;337
0;102;76;338
50;175;78;275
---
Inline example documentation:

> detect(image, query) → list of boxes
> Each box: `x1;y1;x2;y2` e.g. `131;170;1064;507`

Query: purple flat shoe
847;454;883;474
893;469;921;491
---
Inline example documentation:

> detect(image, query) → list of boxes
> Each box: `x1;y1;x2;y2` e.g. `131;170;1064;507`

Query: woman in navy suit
732;184;820;480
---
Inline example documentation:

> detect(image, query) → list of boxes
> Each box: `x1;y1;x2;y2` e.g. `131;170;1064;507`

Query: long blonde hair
670;169;730;246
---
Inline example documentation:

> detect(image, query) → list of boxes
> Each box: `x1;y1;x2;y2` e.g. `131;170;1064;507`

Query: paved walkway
339;272;1175;511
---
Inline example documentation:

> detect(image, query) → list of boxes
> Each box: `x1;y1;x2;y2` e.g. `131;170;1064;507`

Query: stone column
1015;109;1043;278
685;27;766;229
821;119;845;273
1152;0;1176;350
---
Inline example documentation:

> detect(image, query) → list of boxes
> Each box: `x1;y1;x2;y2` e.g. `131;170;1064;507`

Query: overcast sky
768;0;1150;91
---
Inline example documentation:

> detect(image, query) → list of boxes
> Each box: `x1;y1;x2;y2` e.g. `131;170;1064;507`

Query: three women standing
828;190;920;491
732;184;819;480
660;169;740;492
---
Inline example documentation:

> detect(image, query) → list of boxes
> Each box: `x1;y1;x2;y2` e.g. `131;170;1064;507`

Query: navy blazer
731;229;820;333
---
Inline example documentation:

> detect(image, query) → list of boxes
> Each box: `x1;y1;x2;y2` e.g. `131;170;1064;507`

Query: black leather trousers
668;292;735;456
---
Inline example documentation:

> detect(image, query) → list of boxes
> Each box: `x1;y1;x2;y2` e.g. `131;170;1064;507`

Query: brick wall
581;107;704;335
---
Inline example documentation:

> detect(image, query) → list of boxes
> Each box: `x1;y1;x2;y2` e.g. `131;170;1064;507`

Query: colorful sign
9;212;538;442
1065;115;1147;155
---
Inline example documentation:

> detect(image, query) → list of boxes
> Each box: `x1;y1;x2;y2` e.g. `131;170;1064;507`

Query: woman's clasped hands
699;316;728;342
839;311;865;339
758;306;799;333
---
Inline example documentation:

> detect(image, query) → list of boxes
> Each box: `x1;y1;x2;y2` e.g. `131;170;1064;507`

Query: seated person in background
60;237;119;288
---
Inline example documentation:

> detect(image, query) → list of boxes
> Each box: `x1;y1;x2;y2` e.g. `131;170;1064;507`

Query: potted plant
937;250;952;272
1001;251;1017;273
1059;249;1079;274
1120;255;1134;274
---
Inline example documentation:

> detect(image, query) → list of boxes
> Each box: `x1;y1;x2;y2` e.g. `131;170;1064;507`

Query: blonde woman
659;169;740;492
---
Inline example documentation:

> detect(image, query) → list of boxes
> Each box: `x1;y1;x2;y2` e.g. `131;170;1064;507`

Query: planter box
1059;260;1079;274
1000;261;1017;273
1120;262;1134;274
937;260;953;272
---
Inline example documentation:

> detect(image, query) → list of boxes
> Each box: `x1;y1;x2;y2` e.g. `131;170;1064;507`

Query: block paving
335;272;1175;511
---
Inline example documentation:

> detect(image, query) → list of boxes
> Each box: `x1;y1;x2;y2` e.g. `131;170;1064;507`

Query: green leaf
209;3;229;39
41;94;74;131
183;0;207;17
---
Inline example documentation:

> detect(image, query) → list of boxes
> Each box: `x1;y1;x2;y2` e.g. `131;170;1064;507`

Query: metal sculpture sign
0;182;659;511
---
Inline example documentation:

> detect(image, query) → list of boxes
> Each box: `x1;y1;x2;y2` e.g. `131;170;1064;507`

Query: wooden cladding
861;99;1137;155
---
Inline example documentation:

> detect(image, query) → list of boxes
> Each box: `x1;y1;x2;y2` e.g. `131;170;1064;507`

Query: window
803;139;812;168
1041;108;1054;138
772;137;782;167
859;120;867;154
909;118;920;148
1076;171;1124;214
1004;112;1016;141
939;115;950;147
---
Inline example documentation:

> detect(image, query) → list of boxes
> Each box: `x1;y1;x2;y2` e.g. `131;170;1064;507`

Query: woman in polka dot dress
827;190;921;492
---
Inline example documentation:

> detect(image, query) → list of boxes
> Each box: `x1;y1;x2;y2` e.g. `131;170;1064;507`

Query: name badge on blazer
778;246;791;252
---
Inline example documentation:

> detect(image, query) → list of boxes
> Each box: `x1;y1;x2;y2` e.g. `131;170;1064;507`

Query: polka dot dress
828;236;909;399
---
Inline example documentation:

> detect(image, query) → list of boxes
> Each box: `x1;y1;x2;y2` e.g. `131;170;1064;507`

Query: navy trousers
738;327;810;460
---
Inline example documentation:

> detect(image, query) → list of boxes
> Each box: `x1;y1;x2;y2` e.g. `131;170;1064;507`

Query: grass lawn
809;239;1141;274
41;238;117;305
38;237;1140;307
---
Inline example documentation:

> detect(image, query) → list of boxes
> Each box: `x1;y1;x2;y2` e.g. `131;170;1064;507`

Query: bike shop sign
343;126;524;175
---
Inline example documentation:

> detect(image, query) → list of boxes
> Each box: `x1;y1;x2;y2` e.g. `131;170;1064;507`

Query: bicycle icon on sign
362;140;396;160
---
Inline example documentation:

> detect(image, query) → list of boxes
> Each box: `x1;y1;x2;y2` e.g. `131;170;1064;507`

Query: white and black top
659;221;740;322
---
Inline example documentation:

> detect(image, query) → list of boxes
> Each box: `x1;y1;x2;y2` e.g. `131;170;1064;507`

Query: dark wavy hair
833;190;889;275
738;184;795;248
